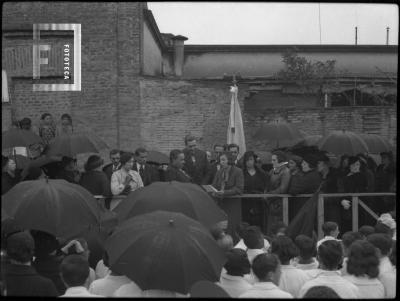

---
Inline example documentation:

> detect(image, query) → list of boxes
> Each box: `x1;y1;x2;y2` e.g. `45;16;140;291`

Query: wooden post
282;197;289;226
352;196;359;232
317;194;324;240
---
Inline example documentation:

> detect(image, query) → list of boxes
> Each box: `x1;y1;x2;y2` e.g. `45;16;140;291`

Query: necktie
139;164;145;179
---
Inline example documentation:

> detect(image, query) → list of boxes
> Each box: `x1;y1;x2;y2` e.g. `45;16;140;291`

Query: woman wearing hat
110;152;143;210
288;154;322;220
79;155;111;198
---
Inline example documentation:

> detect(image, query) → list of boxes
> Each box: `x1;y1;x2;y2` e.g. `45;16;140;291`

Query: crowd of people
1;113;397;297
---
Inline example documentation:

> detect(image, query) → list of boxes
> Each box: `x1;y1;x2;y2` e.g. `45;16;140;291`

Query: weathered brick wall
2;2;144;152
139;78;248;153
244;104;397;151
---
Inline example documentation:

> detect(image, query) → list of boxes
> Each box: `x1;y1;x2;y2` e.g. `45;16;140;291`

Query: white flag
227;85;246;158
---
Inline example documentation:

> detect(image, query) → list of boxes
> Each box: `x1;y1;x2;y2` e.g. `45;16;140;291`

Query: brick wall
2;2;144;152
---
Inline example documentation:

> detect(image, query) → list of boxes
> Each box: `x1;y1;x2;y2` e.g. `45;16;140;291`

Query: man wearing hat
79;155;111;199
4;231;59;296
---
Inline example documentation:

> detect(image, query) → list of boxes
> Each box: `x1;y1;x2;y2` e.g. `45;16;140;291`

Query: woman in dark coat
265;151;291;236
79;155;111;208
288;154;322;222
242;151;268;228
2;156;21;195
212;151;244;244
338;156;368;233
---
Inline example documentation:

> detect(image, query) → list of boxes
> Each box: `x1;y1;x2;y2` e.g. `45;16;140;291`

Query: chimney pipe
171;35;188;77
386;27;390;45
355;26;358;45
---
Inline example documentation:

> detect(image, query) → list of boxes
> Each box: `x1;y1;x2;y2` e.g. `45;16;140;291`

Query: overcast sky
148;2;399;45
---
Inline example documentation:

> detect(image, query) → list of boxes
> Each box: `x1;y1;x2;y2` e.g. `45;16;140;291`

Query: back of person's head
346;240;379;278
358;225;375;239
374;221;394;237
224;248;251;276
30;230;59;257
317;240;343;270
217;234;234;252
367;233;393;257
252;253;280;284
271;235;299;264
169;149;183;163
243;226;264;249
303;286;340;299
341;231;363;252
6;231;35;263
60;255;90;287
295;235;316;261
237;222;250;239
322;221;338;237
271;221;287;237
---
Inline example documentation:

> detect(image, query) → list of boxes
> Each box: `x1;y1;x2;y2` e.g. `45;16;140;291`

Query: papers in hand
202;185;219;193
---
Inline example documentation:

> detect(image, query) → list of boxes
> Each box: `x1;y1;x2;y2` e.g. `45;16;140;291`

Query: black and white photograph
1;1;397;298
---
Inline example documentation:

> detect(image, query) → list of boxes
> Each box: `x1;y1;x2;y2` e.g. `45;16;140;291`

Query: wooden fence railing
94;192;396;239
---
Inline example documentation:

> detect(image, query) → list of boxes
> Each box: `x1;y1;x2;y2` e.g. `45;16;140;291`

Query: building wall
142;20;163;76
182;49;398;78
2;2;144;151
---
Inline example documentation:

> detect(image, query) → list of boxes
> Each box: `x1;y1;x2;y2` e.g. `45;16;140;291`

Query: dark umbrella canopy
147;150;169;165
1;178;102;238
2;129;43;149
113;181;227;228
105;211;226;294
317;130;369;156
294;135;323;147
359;133;393;154
45;134;103;157
253;122;304;148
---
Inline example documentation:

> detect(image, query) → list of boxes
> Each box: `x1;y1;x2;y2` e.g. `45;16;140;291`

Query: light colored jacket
111;168;143;195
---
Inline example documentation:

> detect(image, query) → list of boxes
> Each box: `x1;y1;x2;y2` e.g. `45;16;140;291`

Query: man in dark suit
133;147;160;186
4;231;59;296
165;149;192;183
205;143;224;184
182;135;211;185
102;149;121;182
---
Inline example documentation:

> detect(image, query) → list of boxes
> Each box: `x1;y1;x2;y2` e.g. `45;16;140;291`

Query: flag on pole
227;84;246;158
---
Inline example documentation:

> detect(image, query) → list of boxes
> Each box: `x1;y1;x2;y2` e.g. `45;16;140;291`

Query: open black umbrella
359;133;393;154
113;181;227;228
105;211;226;295
147;150;169;165
2;178;103;238
317;130;369;156
2;129;43;149
253;122;304;148
45;134;105;157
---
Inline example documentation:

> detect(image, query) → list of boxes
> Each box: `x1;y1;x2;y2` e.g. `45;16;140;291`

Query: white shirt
303;268;324;281
291;257;319;270
235;238;270;252
217;273;253;298
317;236;339;248
60;286;104;297
239;282;293;298
247;248;266;264
110;168;143;196
343;275;385;299
88;274;131;297
379;256;395;275
279;264;309;297
95;259;110;279
379;269;396;298
298;270;360;298
113;281;142;297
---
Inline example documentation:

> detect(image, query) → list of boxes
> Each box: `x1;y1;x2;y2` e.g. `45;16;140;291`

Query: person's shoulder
103;163;112;171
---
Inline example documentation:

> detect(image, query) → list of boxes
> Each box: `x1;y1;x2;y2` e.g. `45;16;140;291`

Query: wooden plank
318;195;324;240
358;199;379;220
352;196;359;232
282;197;289;226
